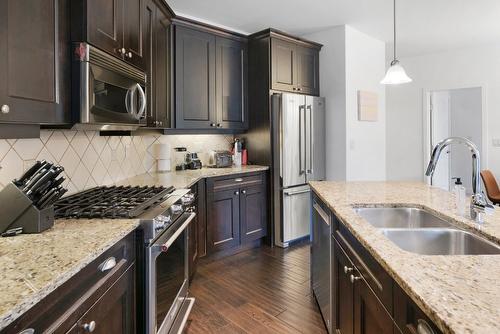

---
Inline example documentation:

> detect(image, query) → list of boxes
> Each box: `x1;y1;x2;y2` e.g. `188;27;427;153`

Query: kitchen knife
39;187;66;209
22;168;48;193
34;176;65;199
31;167;64;196
15;160;44;186
35;186;58;208
26;169;57;197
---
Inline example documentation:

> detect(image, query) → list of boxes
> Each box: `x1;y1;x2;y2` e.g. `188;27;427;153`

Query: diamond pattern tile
0;130;233;193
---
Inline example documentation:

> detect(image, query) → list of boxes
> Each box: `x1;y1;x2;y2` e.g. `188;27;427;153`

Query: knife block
0;182;54;234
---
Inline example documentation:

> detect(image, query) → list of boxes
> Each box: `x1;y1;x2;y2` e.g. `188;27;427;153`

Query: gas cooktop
54;185;175;219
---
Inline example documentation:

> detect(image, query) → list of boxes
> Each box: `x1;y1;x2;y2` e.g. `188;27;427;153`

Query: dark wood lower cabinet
67;264;136;334
353;275;393;334
207;187;241;253
333;239;354;334
206;172;268;256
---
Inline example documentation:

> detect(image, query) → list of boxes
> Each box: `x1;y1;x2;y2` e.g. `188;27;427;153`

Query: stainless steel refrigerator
273;93;326;247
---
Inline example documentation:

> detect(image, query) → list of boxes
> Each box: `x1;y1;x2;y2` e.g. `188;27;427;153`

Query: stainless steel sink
354;207;453;229
380;228;500;255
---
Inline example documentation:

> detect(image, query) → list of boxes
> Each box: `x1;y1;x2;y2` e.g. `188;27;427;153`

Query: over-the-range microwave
71;42;147;131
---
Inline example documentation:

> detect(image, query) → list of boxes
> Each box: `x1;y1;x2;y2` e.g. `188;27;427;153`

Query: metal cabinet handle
217;123;221;127
344;266;353;274
235;191;239;195
417;319;435;334
83;321;96;332
98;257;116;272
210;123;216;127
234;178;243;182
350;274;361;284
118;47;126;55
241;190;247;194
1;105;10;114
127;51;133;59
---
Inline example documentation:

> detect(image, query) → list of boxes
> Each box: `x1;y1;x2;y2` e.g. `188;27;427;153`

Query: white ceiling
168;0;500;57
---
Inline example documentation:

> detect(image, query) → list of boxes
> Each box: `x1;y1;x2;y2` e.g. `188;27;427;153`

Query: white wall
305;25;386;181
387;44;500;181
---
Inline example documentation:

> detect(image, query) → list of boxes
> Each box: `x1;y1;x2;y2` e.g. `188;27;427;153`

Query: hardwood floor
184;242;327;334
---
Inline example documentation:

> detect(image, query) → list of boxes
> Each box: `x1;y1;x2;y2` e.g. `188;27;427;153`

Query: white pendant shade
380;60;412;85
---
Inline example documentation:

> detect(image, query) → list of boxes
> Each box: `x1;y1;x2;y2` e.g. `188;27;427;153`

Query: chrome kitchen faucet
425;137;494;223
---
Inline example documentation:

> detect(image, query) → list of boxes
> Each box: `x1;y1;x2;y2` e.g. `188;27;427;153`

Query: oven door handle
153;213;196;253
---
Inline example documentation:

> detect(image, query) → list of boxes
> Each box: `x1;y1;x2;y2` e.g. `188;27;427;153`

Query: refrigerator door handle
299;104;306;175
306;104;313;174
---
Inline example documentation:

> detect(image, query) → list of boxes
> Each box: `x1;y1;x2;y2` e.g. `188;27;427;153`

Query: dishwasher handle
313;202;330;226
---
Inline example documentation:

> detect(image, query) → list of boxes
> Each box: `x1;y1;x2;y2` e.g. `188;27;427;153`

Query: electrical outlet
492;139;500;147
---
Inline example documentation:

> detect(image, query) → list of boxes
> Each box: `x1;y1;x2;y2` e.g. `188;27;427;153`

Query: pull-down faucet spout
425;137;494;222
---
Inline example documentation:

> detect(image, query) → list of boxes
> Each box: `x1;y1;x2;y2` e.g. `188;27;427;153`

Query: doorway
424;87;484;194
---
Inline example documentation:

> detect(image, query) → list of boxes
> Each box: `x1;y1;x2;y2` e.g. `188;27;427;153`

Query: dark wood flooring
184;242;327;334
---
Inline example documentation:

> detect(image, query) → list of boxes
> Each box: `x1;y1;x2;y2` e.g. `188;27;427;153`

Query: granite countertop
309;181;500;334
0;164;268;330
118;165;269;189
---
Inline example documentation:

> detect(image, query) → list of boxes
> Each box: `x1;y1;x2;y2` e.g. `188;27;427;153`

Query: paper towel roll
153;143;171;159
157;159;171;172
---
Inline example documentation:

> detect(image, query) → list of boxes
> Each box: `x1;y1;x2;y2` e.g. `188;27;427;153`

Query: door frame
422;84;489;186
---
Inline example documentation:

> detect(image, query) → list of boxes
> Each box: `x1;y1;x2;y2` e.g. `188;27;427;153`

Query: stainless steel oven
142;189;196;334
72;42;147;131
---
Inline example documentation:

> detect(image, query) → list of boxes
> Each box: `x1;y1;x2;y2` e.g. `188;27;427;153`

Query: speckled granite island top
0;218;139;330
309;181;500;334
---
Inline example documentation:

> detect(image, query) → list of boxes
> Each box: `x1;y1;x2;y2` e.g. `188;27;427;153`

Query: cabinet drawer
208;173;264;192
5;232;136;334
333;217;393;313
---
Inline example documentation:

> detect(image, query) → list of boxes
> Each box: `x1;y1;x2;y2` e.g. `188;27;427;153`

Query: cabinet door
353;275;393;334
240;184;267;243
175;26;216;129
123;0;146;69
296;45;319;96
0;0;70;124
188;211;198;281
87;0;124;57
207;188;240;253
271;38;296;92
216;36;248;129
333;239;354;334
145;0;171;128
68;264;136;334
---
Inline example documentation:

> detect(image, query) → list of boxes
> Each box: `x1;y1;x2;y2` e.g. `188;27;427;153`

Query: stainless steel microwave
71;42;147;131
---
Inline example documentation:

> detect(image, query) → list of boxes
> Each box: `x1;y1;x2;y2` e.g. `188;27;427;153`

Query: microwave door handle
136;83;146;120
125;87;132;115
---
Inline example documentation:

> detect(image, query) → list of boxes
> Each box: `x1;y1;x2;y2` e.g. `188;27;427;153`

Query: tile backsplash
0;131;233;194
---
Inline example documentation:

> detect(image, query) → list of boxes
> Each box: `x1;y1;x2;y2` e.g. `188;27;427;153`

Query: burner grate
55;185;175;219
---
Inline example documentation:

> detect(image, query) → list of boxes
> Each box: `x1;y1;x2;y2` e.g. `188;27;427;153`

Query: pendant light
381;0;412;85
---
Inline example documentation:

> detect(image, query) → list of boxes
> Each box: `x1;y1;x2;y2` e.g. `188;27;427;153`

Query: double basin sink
354;207;500;255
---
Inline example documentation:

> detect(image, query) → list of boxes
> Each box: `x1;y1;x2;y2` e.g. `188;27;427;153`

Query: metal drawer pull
18;329;34;334
83;321;96;332
344;266;353;274
234;178;243;182
417;319;435;334
241;190;246;194
98;257;117;272
285;189;310;196
1;105;10;114
350;274;361;284
235;191;240;195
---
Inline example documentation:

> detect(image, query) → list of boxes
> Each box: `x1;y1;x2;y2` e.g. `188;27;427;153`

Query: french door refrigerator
273;93;326;247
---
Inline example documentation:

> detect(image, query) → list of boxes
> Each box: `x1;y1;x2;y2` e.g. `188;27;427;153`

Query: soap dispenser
452;177;466;216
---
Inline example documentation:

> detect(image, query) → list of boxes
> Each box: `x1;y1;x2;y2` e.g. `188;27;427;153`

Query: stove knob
154;219;165;231
171;204;183;214
181;193;195;205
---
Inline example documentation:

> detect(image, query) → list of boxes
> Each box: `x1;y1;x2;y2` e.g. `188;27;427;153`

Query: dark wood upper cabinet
72;0;146;70
271;38;296;92
144;0;172;128
0;0;70;124
86;0;124;57
174;25;217;129
296;45;319;95
207;187;241;253
240;184;267;243
216;36;248;129
270;37;320;95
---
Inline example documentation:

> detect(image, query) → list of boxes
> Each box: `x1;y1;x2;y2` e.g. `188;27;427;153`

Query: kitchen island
310;181;500;334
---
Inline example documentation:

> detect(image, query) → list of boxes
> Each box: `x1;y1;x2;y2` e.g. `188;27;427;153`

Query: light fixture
381;0;412;85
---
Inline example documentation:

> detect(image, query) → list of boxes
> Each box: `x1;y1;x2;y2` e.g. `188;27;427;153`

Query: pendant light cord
393;0;397;61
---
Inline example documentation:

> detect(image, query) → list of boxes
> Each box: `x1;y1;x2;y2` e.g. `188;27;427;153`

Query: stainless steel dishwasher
311;196;331;333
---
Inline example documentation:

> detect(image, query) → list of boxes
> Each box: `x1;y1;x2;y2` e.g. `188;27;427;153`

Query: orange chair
480;170;500;205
